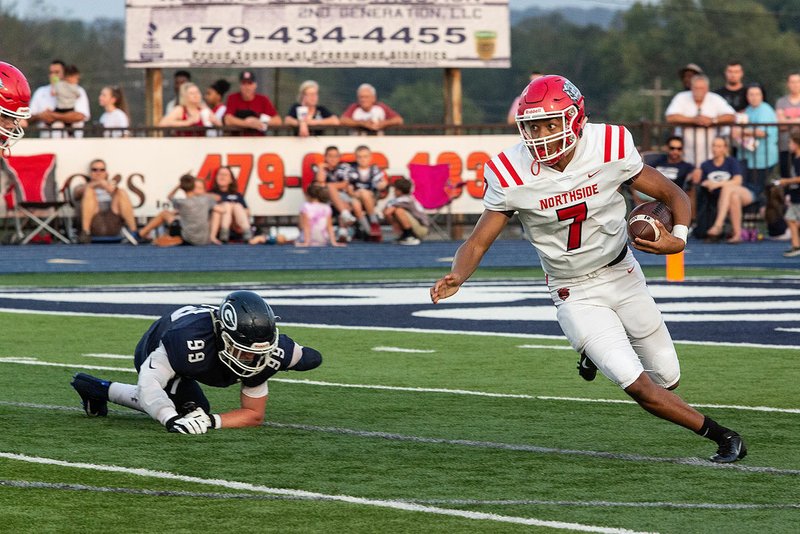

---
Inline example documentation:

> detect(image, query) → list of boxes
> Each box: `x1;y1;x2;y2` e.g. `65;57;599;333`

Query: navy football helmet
217;291;279;377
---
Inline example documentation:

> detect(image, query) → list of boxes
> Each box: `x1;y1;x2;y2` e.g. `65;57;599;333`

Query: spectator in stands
315;145;357;240
74;159;139;245
634;136;695;206
665;74;736;166
204;79;230;137
340;84;403;136
714;61;748;112
292;183;344;247
779;132;800;257
98;85;129;138
51;64;82;132
28;59;90;138
165;70;191;114
383;177;429;245
678;63;703;91
737;84;778;192
694;137;752;243
208;166;251;244
285;80;339;137
342;145;388;239
507;71;543;125
775;73;800;177
159;82;220;135
139;174;216;246
224;70;281;135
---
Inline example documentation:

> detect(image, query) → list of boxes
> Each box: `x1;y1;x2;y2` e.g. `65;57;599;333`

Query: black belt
606;246;628;267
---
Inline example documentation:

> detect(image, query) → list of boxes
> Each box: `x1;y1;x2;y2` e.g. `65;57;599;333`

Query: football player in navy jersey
71;291;322;435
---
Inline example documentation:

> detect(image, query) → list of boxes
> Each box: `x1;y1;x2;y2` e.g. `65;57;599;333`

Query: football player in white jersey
430;75;746;463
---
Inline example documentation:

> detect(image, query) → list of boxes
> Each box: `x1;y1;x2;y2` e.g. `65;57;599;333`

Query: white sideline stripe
775;327;800;333
3;479;796;510
372;346;436;354
1;357;799;415
0;453;648;534
518;344;574;351
83;353;132;360
1;401;797;477
1;307;799;350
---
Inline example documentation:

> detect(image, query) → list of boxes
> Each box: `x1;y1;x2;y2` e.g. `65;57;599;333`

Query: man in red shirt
224;70;282;135
340;83;403;136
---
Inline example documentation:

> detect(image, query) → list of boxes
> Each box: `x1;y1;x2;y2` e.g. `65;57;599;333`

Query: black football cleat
710;431;748;463
577;352;597;381
71;372;110;417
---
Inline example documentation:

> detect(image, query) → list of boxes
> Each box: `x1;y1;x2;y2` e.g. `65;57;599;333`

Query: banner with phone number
13;134;520;217
125;0;509;68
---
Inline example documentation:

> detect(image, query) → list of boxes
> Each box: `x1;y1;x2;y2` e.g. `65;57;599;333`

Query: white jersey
483;122;643;277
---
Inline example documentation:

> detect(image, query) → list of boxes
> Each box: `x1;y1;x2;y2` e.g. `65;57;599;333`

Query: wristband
212;414;222;429
672;224;689;244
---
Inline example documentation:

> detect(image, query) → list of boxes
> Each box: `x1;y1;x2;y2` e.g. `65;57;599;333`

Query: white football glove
166;407;212;434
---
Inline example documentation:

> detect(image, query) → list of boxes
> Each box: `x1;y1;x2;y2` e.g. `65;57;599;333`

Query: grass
0;303;798;533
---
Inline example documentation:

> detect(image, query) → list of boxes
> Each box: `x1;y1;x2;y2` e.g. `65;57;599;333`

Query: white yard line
82;353;132;360
518;344;574;350
0;452;649;534
1;357;798;415
372;347;437;354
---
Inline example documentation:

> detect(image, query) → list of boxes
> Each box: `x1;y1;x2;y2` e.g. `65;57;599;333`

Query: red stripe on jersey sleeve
485;159;509;188
603;124;612;163
618;125;625;160
498;152;524;185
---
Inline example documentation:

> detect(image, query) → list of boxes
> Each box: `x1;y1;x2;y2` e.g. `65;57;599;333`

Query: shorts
785;203;800;222
408;214;429;239
546;248;680;389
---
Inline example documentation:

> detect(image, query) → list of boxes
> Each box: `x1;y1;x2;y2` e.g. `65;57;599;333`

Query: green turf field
0;281;798;533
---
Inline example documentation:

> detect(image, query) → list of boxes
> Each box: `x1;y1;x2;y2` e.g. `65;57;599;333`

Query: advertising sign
125;0;510;68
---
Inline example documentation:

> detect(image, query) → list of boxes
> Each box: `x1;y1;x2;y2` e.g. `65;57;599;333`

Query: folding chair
3;154;71;244
409;163;457;239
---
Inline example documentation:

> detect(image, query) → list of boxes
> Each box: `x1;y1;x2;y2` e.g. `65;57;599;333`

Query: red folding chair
3;154;71;244
409;163;458;239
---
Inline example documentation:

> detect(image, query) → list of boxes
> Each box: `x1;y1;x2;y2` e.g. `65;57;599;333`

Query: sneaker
340;210;356;225
768;229;792;241
710;431;747;463
70;373;110;417
577;352;597;381
397;235;420;246
336;227;351;243
121;227;139;246
783;247;800;258
368;222;383;242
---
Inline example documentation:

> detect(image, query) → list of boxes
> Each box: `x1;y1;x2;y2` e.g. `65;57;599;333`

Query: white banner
125;0;510;68
13;135;519;217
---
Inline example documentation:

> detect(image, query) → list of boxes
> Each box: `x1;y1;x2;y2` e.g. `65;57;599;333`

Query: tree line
2;0;799;127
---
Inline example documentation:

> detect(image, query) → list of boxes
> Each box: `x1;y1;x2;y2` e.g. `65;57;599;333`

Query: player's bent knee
293;347;322;371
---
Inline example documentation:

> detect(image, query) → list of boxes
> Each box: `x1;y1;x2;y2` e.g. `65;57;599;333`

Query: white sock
108;382;144;412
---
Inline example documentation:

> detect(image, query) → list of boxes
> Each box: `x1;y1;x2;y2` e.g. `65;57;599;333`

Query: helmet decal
562;80;582;103
220;302;237;330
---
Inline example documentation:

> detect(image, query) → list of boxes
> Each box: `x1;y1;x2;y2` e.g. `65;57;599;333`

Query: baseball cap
678;63;704;77
239;70;257;83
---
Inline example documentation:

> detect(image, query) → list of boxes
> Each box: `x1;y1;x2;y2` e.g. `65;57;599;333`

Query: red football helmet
515;75;586;165
0;61;32;152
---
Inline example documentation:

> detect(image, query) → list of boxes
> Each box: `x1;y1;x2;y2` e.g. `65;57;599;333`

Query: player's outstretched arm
216;391;267;429
430;210;509;303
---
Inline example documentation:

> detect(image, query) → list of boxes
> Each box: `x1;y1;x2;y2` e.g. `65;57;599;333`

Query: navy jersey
217;192;247;208
336;162;385;191
651;154;695;191
134;305;295;389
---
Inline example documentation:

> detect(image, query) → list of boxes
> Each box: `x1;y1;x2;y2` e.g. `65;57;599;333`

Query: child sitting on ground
383;177;429;245
139;174;216;246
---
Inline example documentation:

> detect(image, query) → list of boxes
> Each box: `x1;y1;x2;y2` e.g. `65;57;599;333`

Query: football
627;201;674;241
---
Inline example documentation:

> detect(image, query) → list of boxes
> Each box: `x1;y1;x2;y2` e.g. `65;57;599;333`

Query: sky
3;0;646;22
